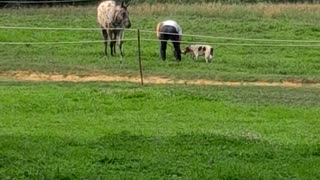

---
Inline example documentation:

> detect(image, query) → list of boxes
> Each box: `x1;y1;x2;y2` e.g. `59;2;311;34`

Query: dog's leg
210;56;213;63
192;53;195;61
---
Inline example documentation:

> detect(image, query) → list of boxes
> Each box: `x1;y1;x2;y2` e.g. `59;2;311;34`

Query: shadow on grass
0;132;320;179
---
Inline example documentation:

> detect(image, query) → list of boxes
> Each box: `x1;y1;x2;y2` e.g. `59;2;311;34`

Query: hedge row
1;0;319;4
128;0;320;3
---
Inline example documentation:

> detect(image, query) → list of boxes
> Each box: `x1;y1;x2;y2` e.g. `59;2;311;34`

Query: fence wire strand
0;26;137;31
141;38;320;47
0;39;137;45
139;29;320;43
0;26;320;47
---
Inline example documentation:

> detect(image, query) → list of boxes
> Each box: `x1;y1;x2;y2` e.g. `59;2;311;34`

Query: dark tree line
1;0;319;8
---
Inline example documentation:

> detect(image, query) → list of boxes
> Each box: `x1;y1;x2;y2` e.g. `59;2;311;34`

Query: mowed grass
0;3;320;82
0;4;320;179
0;81;320;179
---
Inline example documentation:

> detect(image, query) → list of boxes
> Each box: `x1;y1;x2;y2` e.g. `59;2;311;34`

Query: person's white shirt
162;20;182;36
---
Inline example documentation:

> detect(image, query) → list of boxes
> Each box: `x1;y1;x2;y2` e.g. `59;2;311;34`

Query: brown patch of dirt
1;71;320;88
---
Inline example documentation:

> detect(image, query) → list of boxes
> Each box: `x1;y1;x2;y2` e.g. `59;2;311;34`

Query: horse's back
97;1;116;28
97;1;116;10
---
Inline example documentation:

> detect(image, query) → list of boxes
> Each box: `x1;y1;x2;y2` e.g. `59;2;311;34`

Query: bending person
156;20;182;61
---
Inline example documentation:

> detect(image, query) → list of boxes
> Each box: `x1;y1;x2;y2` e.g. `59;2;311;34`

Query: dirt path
1;71;320;88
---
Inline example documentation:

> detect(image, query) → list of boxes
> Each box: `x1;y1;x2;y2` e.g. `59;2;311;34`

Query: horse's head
115;1;131;28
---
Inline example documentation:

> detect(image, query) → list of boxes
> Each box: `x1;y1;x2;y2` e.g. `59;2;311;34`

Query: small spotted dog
183;45;214;63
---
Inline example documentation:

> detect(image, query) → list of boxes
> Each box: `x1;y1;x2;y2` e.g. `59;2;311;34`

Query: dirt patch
1;71;320;88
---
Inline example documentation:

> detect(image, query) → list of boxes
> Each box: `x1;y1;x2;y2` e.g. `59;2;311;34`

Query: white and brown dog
182;45;214;63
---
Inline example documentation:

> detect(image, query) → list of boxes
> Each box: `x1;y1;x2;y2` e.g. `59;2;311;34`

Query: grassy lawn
0;4;319;82
0;82;320;178
1;3;320;179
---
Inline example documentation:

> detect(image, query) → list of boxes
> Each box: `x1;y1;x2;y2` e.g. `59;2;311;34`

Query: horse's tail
156;22;162;39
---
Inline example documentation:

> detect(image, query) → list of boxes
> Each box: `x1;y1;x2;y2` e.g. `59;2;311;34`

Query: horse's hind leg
117;39;123;63
107;30;115;56
101;29;108;56
118;33;124;56
113;31;121;57
117;31;124;63
119;40;123;56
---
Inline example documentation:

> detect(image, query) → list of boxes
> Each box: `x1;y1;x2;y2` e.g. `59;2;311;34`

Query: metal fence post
137;29;144;86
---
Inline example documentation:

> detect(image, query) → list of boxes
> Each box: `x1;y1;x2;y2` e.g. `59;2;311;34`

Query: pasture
0;3;319;82
1;82;320;179
0;3;320;179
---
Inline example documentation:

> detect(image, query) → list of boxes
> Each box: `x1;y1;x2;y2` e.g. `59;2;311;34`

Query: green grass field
1;82;320;179
0;3;320;179
0;3;319;82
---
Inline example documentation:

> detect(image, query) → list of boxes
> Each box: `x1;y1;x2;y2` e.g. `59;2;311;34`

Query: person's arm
156;22;162;39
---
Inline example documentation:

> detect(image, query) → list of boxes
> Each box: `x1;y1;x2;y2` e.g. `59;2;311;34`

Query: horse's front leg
110;40;116;56
107;29;115;57
101;28;108;56
110;31;118;56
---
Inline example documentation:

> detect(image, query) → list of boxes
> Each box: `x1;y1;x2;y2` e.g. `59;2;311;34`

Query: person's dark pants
159;25;181;61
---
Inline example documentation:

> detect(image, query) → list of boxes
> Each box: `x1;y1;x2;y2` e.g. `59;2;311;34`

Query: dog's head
182;46;193;55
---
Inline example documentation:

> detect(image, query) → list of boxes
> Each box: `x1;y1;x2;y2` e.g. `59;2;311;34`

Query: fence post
137;29;144;86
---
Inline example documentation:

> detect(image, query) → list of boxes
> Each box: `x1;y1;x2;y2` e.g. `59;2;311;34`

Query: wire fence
139;29;320;43
1;25;320;85
0;26;124;31
0;39;138;45
141;38;320;47
1;26;320;47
